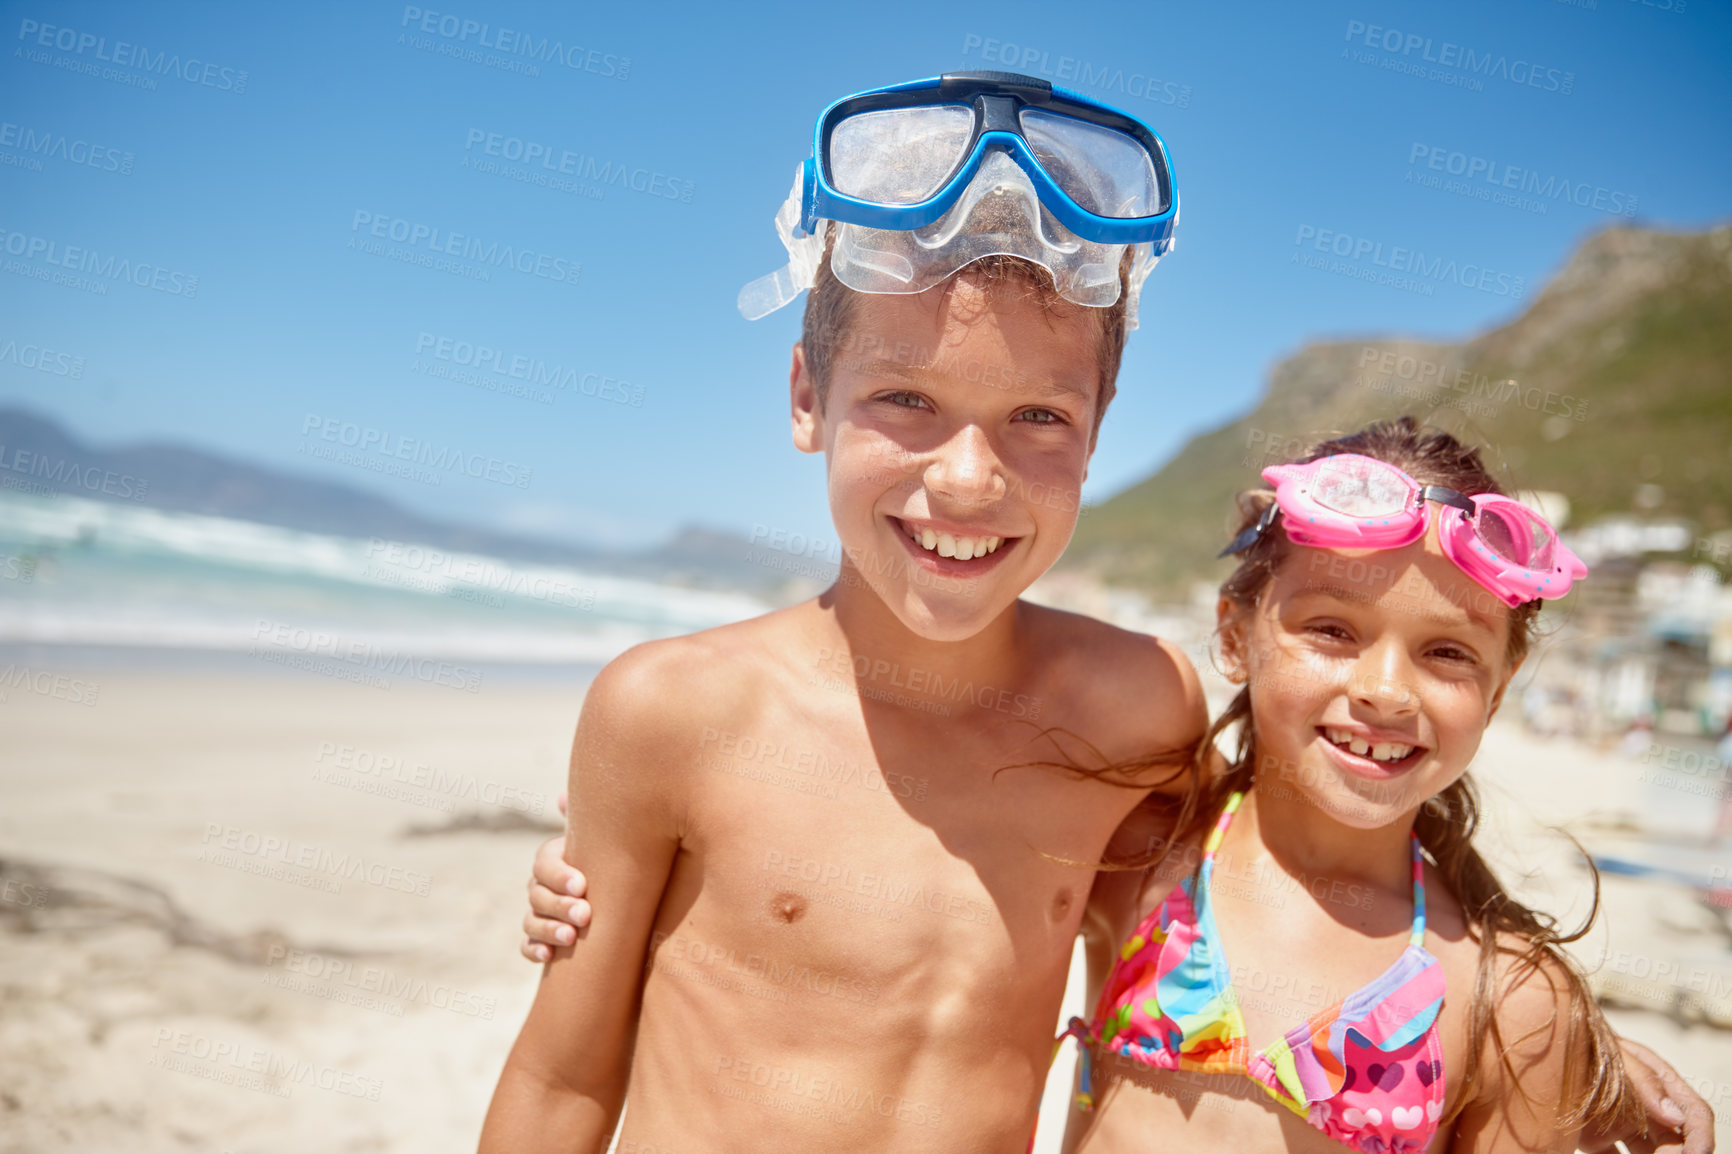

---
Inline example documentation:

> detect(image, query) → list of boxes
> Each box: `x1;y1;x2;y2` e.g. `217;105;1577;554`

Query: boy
480;72;1202;1153
486;73;1712;1153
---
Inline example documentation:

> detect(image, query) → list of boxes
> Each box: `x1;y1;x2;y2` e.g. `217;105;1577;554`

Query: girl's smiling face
1219;522;1524;828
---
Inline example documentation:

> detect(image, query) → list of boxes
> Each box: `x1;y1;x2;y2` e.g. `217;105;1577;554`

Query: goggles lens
828;105;974;204
1019;109;1162;219
1312;458;1410;517
1476;504;1556;570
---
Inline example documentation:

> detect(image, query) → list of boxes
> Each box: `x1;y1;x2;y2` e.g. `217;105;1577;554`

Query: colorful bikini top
1064;791;1447;1154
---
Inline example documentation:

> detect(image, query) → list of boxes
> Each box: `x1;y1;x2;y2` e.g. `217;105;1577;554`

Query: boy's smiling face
791;273;1104;641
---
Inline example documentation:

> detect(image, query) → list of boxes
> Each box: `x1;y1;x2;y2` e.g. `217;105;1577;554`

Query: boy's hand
1582;1036;1714;1154
520;791;592;963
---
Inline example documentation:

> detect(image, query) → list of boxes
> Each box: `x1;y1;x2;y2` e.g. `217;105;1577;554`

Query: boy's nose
924;426;1007;505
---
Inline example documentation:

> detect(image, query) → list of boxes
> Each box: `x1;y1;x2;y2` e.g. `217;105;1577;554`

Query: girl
1052;417;1631;1153
519;419;1705;1153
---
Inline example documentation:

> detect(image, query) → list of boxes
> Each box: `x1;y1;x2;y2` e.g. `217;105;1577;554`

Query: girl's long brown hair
1180;417;1639;1138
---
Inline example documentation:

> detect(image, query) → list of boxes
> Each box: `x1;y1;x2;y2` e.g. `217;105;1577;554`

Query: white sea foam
0;490;768;655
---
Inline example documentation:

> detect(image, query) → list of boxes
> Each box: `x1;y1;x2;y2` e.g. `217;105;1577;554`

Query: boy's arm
1583;1037;1712;1154
480;652;687;1154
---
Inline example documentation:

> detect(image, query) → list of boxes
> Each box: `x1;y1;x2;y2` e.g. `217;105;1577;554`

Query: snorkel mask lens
1018;110;1163;219
828;105;976;203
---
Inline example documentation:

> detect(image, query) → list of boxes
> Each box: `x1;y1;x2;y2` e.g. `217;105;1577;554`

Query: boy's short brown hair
799;229;1134;435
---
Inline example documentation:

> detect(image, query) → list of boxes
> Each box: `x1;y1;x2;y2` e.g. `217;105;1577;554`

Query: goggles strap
1218;500;1279;558
1421;485;1476;517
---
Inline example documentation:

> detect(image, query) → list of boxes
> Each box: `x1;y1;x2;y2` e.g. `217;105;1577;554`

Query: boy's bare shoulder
577;609;796;757
1022;602;1207;768
1025;603;1203;713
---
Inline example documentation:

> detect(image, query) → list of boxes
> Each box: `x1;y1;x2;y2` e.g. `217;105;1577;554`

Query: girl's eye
1308;623;1354;641
1014;408;1065;425
1429;644;1478;664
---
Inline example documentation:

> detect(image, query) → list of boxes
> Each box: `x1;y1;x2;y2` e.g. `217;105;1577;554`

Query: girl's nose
924;425;1007;506
1349;641;1421;716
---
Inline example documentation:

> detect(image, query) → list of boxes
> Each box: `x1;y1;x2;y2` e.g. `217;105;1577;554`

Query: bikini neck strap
1208;790;1427;946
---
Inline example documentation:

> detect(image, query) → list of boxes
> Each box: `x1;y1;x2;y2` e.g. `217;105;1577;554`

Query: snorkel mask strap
738;165;829;321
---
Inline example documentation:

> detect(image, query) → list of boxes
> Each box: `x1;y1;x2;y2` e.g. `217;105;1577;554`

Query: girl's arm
1584;1038;1713;1154
1449;951;1599;1154
1058;867;1127;1154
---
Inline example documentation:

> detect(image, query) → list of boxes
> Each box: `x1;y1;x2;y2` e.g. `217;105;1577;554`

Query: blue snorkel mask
739;71;1179;329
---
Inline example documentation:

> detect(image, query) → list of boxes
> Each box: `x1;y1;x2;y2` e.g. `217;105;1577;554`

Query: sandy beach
1;660;1728;1153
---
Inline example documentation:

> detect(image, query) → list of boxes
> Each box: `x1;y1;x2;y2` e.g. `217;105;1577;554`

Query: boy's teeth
906;525;1003;559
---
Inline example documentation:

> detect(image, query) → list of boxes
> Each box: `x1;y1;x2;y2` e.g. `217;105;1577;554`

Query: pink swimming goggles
1221;453;1587;607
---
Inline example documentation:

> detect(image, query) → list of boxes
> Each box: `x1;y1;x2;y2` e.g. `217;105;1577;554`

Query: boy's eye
876;391;931;410
1014;408;1066;425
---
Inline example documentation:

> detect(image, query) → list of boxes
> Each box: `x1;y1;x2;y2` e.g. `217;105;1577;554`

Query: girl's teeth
954;538;975;561
937;532;957;558
1323;727;1415;763
921;528;937;551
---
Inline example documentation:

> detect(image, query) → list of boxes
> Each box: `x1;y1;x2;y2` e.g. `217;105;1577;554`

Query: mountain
1064;223;1732;594
0;407;803;596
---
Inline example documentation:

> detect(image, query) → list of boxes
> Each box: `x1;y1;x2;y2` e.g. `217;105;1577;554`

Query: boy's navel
769;891;809;924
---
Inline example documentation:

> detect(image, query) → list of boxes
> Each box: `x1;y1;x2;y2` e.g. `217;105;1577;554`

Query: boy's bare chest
668;709;1130;1006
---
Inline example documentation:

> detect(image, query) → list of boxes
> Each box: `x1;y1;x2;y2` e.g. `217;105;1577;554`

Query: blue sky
3;0;1728;551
